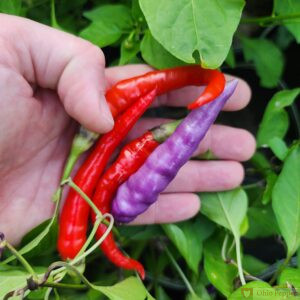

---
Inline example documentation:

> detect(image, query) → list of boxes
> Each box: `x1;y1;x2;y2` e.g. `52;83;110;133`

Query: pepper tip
135;264;145;280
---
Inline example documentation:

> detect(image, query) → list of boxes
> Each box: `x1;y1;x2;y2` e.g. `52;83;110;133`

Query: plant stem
260;25;276;38
5;241;37;280
62;178;102;220
229;259;260;281
242;180;265;190
165;247;196;296
242;13;300;25
43;282;87;290
71;213;114;266
54;128;99;201
258;257;297;280
221;234;229;261
65;177;104;258
269;255;291;285
63;178;115;265
146;273;186;290
234;234;246;285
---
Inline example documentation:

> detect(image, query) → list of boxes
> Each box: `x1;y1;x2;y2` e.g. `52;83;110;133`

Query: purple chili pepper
112;80;238;223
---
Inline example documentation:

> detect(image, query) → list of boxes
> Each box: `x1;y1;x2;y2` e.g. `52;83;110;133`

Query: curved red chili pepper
57;90;157;261
106;65;225;116
92;132;158;279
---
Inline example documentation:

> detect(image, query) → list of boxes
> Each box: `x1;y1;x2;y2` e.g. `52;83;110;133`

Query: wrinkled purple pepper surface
111;80;239;223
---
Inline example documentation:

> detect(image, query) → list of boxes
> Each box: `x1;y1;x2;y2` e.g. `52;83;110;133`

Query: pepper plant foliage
0;0;300;299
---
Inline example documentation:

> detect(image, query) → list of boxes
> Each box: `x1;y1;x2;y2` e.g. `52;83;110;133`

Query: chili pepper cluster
57;66;235;279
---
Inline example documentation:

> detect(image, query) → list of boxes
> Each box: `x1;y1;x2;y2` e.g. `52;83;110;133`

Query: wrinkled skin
0;14;256;245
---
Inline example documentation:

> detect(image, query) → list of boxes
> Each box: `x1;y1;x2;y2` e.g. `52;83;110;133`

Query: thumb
57;45;114;133
0;14;114;133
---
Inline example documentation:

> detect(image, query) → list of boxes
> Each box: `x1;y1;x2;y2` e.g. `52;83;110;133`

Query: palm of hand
0;75;74;244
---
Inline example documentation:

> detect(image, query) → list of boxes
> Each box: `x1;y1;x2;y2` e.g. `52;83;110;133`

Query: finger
155;75;251;111
129;193;200;225
125;118;256;162
193;124;256;161
1;14;113;133
164;161;244;193
105;65;251;111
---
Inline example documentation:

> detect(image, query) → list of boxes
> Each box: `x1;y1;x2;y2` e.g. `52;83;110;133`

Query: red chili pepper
57;89;157;261
91;121;181;279
106;65;225;116
93;132;157;279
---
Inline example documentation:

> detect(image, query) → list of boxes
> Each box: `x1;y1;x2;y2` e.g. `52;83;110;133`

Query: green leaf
141;31;186;69
0;266;45;299
189;277;211;300
239;216;249;236
274;0;300;43
131;0;144;22
262;172;278;205
139;0;245;68
268;137;289;161
186;294;202;300
245;205;279;239
96;277;152;300
275;26;295;50
1;216;58;264
80;5;133;47
204;235;237;297
27;288;48;299
279;268;300;288
273;144;300;257
200;189;247;285
200;189;248;237
162;216;215;274
243;255;268;276
228;281;279;300
19;218;58;259
119;38;140;65
0;0;22;15
241;37;284;88
257;88;300;147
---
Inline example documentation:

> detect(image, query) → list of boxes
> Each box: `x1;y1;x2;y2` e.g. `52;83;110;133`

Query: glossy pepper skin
92;132;158;279
111;80;239;223
91;120;180;279
57;89;157;260
106;65;225;116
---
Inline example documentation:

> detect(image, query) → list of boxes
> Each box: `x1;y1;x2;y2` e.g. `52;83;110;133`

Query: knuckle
79;41;105;65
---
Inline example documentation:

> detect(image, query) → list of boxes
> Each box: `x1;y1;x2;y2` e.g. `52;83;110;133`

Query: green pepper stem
53;128;99;202
151;119;182;143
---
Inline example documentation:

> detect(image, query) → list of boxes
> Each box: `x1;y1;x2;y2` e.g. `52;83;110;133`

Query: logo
241;287;253;298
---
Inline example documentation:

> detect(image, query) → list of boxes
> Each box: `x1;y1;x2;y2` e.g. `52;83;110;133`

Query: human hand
0;14;255;245
0;14;114;244
106;65;256;225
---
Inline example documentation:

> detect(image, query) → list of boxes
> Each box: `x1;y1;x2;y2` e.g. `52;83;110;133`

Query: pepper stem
151;119;181;143
53;128;99;202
